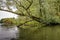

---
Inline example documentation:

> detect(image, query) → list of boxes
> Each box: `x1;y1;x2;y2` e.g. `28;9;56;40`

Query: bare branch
14;0;26;10
26;0;33;10
0;8;42;24
14;0;40;22
6;2;12;11
0;9;25;16
27;0;31;3
19;2;27;10
14;0;26;15
14;0;33;17
15;0;33;10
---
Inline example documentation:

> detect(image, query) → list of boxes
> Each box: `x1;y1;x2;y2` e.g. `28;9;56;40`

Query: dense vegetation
0;0;60;40
0;18;17;26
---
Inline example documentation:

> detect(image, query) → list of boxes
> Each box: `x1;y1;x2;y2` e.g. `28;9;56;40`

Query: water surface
0;24;19;40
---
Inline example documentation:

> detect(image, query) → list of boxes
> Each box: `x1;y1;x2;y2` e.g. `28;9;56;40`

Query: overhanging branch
0;9;25;16
0;9;42;23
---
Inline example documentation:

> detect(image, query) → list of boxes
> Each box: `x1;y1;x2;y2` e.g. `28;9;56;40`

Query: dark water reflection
0;24;19;40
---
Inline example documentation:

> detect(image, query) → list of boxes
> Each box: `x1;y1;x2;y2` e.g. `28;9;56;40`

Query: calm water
0;24;19;40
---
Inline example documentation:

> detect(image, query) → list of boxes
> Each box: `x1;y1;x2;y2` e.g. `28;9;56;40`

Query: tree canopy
0;0;60;26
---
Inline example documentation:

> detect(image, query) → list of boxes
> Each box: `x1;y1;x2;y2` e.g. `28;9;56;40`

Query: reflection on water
0;24;19;40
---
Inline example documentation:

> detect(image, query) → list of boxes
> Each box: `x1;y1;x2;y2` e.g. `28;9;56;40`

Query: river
0;24;19;40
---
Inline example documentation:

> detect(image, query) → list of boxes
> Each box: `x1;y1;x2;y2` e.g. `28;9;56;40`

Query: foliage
0;0;60;24
39;0;60;24
0;0;60;40
1;18;17;26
